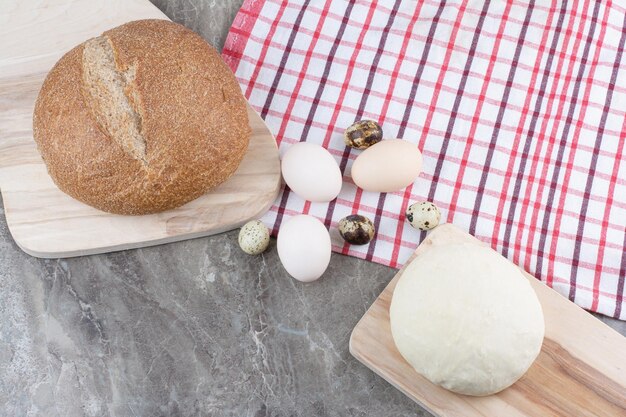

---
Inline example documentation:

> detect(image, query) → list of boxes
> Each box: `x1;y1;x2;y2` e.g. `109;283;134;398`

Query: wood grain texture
350;224;626;417
0;0;281;258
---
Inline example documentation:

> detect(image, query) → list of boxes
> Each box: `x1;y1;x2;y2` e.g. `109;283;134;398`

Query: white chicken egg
281;142;342;202
277;215;331;282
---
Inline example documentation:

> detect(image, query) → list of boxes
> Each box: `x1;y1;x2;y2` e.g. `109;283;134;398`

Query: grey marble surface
149;0;244;51
1;1;625;416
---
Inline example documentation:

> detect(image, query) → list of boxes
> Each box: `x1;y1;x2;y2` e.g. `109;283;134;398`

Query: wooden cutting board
0;0;281;258
350;224;626;417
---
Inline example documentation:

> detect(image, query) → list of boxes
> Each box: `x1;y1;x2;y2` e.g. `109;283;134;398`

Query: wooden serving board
350;224;626;417
0;0;281;258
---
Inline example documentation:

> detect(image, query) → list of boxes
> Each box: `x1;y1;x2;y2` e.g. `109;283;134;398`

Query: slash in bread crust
33;19;251;215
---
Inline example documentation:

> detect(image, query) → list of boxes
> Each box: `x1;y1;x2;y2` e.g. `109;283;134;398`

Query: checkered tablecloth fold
223;0;626;320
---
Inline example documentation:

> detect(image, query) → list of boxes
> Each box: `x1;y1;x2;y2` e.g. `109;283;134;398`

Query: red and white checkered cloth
223;0;626;320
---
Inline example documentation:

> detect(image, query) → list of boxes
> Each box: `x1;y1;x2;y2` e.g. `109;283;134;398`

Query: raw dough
390;243;544;396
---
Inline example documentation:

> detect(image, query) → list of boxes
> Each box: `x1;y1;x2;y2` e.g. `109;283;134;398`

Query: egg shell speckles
406;202;441;231
344;120;383;149
338;214;376;245
238;220;270;255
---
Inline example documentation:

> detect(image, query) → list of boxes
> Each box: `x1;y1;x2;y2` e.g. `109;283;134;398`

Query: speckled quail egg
338;214;376;245
344;120;383;149
406;201;441;231
238;220;270;255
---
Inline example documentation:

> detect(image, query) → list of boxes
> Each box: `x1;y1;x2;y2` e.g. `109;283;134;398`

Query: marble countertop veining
1;1;624;416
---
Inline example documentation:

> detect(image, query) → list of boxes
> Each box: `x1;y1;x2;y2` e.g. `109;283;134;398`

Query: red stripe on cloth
256;0;312;234
394;0;485;263
317;2;379;150
376;9;425;126
497;0;570;259
283;0;602;37
272;1;358;233
259;0;311;119
363;5;424;261
521;0;590;274
269;0;334;221
243;0;289;99
509;0;584;269
390;0;491;268
594;112;626;312
238;61;626;140
366;1;449;266
222;0;266;72
569;2;623;304
543;0;610;286
330;0;405;255
446;0;519;225
489;1;561;254
299;0;379;227
229;23;626;98
616;232;626;318
269;0;333;144
538;0;606;291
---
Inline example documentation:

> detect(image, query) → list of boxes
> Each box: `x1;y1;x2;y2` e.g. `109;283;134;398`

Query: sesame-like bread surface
33;19;250;215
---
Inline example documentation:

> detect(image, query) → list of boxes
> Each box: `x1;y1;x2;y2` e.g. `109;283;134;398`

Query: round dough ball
390;243;544;396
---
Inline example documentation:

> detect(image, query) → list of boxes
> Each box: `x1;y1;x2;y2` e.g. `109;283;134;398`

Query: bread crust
33;19;250;215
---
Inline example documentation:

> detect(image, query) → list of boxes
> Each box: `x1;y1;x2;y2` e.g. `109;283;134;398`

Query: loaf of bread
33;19;250;215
